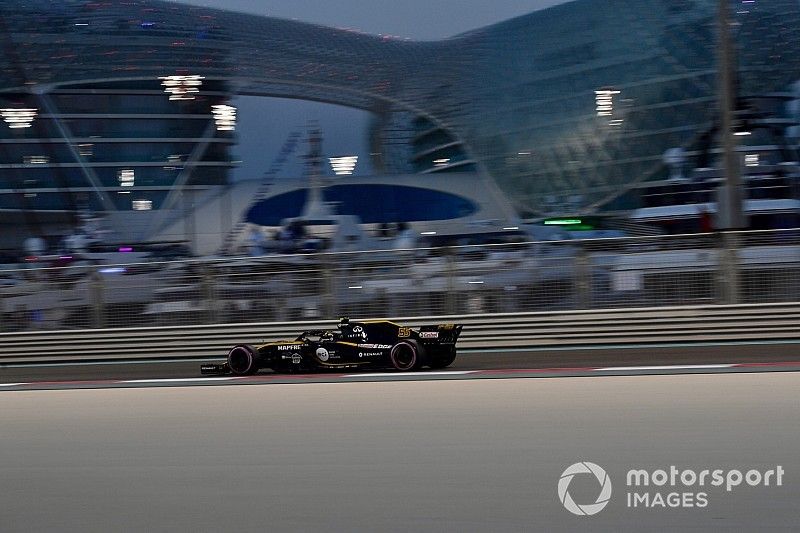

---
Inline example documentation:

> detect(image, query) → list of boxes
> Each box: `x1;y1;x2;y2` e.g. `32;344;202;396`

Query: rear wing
418;324;463;344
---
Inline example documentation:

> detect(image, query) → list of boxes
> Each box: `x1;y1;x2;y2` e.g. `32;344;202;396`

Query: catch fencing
2;229;800;333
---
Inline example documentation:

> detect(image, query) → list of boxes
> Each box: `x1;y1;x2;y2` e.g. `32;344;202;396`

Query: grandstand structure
1;0;800;249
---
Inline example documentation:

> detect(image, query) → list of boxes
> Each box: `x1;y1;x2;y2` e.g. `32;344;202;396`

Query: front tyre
390;340;424;371
227;344;259;375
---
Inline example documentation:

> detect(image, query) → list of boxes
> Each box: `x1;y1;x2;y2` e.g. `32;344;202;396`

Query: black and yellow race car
201;318;463;375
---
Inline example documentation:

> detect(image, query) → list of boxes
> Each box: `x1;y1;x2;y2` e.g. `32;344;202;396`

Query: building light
420;231;437;236
132;199;153;211
118;168;135;187
1;108;37;129
164;154;184;170
595;89;620;117
503;226;519;231
211;104;237;131
433;158;450;167
745;154;759;166
77;143;93;157
159;75;204;101
329;155;358;175
24;155;49;164
734;131;752;136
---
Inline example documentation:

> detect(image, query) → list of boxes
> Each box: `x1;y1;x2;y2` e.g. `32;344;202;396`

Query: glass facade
1;0;800;223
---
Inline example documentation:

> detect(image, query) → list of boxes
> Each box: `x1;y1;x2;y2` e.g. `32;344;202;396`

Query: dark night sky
175;1;567;179
180;0;565;40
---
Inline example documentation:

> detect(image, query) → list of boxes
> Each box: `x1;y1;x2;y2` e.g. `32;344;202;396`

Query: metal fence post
719;231;741;304
0;289;6;333
90;270;105;329
322;254;336;319
574;247;592;309
445;247;458;315
202;265;217;324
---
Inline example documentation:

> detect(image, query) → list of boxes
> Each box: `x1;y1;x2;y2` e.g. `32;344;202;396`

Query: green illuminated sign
543;219;583;226
542;218;597;230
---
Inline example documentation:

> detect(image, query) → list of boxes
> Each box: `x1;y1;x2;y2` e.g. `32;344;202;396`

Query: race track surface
1;373;798;532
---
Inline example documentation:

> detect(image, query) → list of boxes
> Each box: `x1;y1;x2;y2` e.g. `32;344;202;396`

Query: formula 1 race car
201;318;463;375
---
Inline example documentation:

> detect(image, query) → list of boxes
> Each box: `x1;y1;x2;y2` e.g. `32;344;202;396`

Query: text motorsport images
558;461;785;516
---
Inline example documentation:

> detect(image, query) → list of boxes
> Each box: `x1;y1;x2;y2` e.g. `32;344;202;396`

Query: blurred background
2;0;800;330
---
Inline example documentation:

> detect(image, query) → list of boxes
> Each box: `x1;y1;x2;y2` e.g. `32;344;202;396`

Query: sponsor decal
316;347;330;362
357;344;391;349
277;345;294;351
398;327;411;338
291;354;302;364
358;352;382;358
419;331;439;339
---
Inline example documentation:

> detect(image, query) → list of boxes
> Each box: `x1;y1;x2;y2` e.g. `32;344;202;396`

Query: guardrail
1;303;799;364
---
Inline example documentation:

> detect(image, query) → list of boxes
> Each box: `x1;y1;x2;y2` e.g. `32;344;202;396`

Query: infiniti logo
558;462;613;516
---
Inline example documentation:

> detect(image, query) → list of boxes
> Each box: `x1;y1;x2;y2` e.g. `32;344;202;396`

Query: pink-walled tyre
227;345;258;375
390;340;423;371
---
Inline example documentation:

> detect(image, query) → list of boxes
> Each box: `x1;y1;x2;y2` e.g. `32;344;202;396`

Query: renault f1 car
201;318;463;375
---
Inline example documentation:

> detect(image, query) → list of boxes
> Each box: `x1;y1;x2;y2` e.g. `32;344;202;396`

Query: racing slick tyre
427;349;457;370
227;344;259;375
389;340;424;371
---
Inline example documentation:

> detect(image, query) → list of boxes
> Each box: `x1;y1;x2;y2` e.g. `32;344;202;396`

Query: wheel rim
228;346;253;374
391;343;416;370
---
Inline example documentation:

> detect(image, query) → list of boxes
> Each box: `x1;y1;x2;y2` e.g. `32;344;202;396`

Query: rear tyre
227;344;259;375
390;340;424;371
427;349;457;369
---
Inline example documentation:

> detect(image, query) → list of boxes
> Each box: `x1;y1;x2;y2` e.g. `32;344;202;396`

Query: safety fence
1;229;800;333
1;303;799;364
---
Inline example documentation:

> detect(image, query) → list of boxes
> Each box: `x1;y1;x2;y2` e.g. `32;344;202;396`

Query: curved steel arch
2;0;800;215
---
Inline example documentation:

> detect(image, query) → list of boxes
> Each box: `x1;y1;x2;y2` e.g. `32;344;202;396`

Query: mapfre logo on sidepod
558;462;613;516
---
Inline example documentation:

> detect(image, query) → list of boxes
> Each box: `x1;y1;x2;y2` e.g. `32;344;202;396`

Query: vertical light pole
302;125;328;219
717;0;745;229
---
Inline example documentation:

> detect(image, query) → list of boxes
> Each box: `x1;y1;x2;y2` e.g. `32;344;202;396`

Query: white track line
595;364;736;372
120;377;244;384
0;383;27;387
345;371;475;378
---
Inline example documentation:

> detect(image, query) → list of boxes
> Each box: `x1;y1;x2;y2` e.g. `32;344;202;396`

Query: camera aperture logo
558;462;612;516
